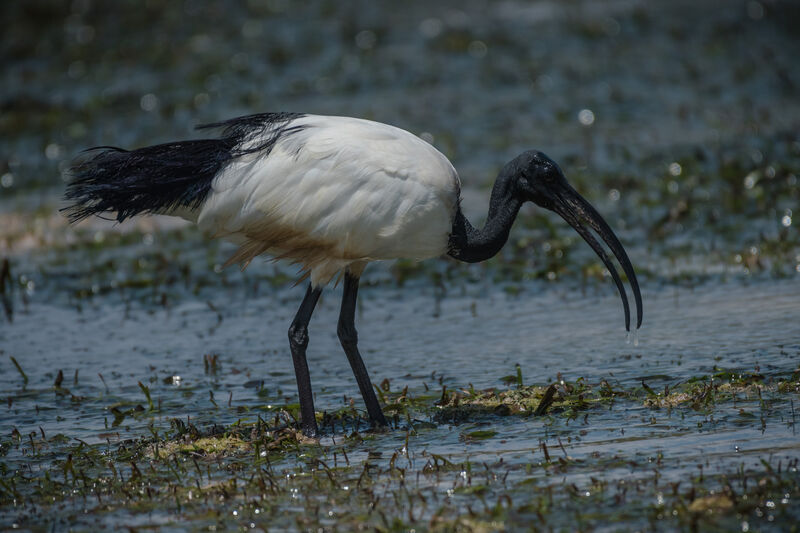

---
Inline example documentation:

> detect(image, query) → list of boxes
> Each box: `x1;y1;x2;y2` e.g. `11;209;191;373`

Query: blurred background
2;0;799;290
1;0;799;364
2;0;799;283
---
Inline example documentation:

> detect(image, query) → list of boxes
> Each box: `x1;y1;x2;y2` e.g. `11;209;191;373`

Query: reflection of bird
64;113;642;436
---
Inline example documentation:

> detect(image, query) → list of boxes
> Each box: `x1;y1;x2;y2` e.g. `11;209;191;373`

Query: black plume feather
63;112;305;223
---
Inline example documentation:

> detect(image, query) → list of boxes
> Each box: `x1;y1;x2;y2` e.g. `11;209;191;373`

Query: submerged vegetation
2;367;799;530
439;368;800;416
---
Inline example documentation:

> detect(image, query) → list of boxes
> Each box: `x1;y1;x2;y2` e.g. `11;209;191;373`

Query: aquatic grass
8;356;27;385
642;368;800;409
437;376;619;421
431;369;800;424
2;368;799;530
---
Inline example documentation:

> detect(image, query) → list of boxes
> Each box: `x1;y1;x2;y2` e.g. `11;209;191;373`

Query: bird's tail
62;112;305;223
62;139;235;223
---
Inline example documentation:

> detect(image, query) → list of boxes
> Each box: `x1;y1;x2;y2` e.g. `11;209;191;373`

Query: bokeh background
3;0;799;282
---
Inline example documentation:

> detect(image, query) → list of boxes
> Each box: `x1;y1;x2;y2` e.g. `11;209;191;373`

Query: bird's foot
369;412;389;431
299;420;319;439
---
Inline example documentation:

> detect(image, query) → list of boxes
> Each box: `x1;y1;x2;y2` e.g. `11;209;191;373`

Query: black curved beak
550;183;643;331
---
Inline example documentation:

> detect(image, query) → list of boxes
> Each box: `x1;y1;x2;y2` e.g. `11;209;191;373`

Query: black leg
337;273;388;427
288;284;322;437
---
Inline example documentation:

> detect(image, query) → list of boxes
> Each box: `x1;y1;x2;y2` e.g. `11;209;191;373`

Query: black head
507;150;567;208
508;150;643;331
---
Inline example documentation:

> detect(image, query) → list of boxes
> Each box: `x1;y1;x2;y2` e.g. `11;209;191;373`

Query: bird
64;112;643;437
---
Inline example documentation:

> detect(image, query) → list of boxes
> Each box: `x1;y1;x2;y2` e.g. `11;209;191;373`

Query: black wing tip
59;205;108;224
80;145;127;153
195;111;305;133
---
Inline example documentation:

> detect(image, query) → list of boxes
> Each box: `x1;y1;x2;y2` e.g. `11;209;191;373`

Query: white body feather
192;115;461;286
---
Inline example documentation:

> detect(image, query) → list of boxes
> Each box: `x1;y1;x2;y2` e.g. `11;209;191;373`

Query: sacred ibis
64;112;643;436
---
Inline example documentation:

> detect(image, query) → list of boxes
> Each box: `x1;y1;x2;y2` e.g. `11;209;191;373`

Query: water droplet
355;30;376;50
194;92;210;108
140;93;159;112
468;40;487;58
781;215;792;227
419;18;443;38
746;1;764;20
608;189;620;201
668;162;682;176
241;20;262;39
45;144;62;160
578;109;595;126
76;25;95;44
744;172;757;189
68;60;86;79
0;173;13;188
601;17;620;36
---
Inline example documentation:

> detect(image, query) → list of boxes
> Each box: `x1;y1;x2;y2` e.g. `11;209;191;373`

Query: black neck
447;169;523;263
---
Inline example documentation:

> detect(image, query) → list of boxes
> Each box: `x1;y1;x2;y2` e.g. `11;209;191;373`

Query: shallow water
2;272;799;425
2;0;800;529
1;276;798;528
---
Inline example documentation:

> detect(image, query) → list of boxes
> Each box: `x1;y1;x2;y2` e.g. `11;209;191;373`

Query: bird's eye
534;164;552;182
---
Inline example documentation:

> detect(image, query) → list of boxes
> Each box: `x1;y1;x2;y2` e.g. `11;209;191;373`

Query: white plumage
193;115;461;286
